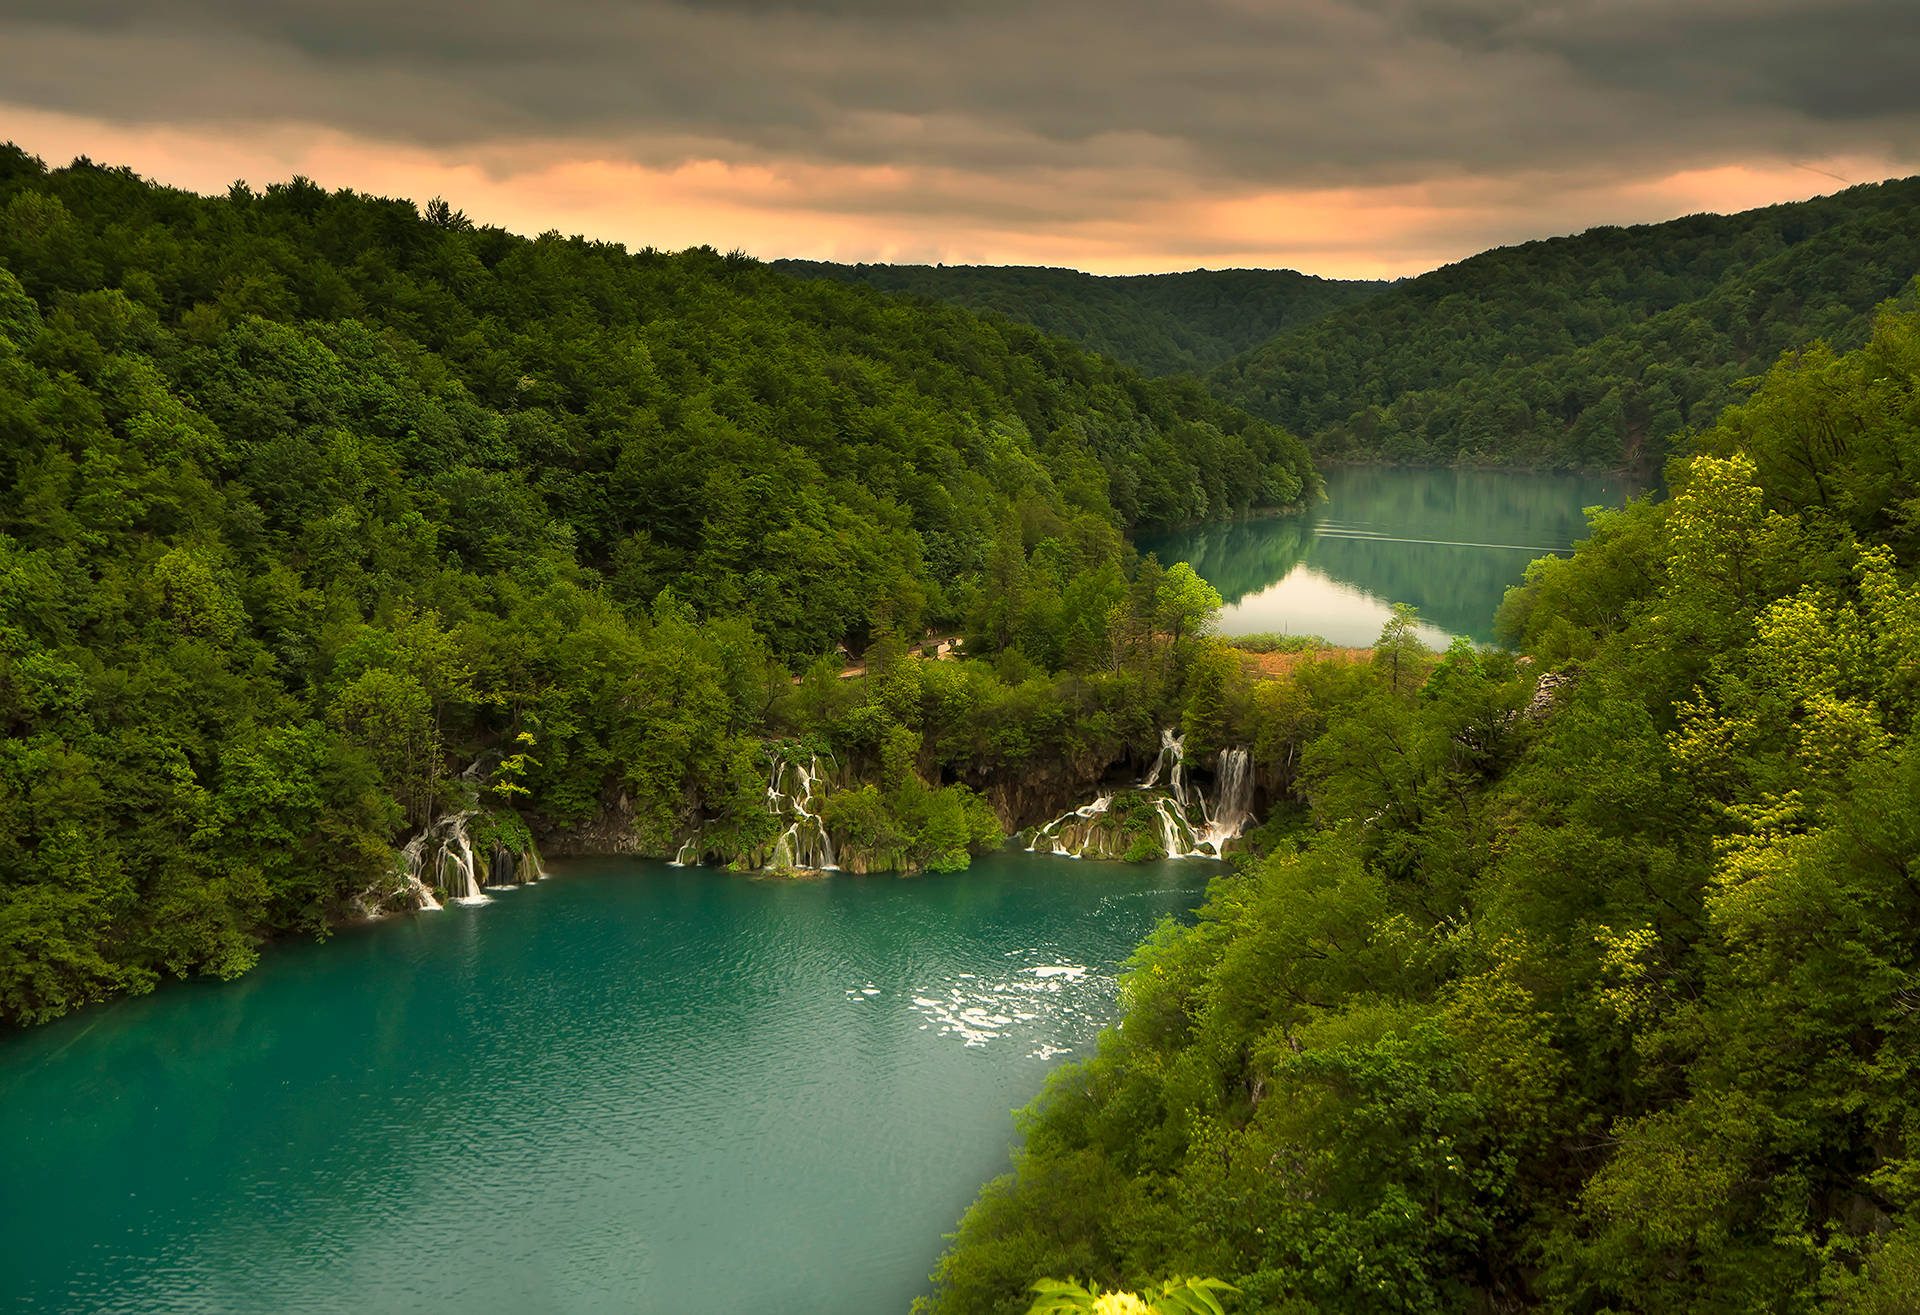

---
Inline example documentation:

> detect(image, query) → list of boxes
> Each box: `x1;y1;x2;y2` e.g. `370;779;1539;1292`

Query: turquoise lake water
1144;466;1644;646
0;854;1207;1314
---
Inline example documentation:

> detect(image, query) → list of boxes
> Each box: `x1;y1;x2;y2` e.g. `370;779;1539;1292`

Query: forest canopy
781;183;1920;474
775;262;1388;379
1210;178;1920;470
920;299;1920;1314
0;146;1315;1027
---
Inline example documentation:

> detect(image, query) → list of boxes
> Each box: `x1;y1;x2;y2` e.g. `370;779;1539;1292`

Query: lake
0;854;1206;1314
1143;466;1644;646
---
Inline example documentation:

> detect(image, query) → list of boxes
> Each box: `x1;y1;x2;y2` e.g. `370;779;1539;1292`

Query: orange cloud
4;104;1914;278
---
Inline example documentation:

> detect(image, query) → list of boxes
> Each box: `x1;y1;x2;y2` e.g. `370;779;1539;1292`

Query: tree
1371;602;1427;695
1153;562;1223;644
331;668;434;824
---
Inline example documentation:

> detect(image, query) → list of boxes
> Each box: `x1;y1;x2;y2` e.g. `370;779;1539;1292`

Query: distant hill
1209;178;1920;470
772;261;1390;377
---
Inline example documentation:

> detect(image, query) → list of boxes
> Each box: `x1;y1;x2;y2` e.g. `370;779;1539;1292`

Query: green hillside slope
0;147;1312;1025
1211;178;1920;469
774;261;1389;377
924;303;1920;1315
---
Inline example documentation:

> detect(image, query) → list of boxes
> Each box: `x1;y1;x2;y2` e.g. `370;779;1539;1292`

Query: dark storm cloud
1383;0;1920;119
2;0;1916;186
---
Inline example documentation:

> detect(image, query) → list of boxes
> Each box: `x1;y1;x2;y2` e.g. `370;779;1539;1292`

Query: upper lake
0;854;1205;1314
1142;466;1645;647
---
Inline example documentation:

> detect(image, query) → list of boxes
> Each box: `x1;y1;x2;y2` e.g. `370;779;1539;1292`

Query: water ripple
0;854;1205;1315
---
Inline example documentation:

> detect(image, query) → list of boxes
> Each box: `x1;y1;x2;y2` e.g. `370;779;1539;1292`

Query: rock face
975;754;1129;836
540;791;658;857
1526;668;1578;720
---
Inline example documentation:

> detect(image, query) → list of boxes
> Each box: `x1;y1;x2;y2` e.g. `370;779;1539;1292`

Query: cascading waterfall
486;837;538;888
1146;795;1201;859
389;810;545;911
1026;795;1115;858
1195;748;1253;853
430;812;488;904
398;818;468;911
395;843;443;912
669;753;841;871
1027;732;1256;862
764;755;839;871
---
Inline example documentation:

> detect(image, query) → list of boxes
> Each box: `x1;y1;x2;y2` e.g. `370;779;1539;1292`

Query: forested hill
924;303;1920;1315
0;146;1313;1025
1211;177;1920;470
773;261;1389;377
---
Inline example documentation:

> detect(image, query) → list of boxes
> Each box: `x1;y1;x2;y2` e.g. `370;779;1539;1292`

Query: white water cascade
409;811;488;904
1196;748;1254;853
1139;728;1186;802
1026;795;1115;858
389;810;547;911
764;755;839;871
400;863;442;912
669;837;701;867
1028;732;1257;862
395;812;480;907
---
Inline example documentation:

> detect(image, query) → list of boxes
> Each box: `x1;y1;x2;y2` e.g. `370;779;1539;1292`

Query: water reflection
1144;467;1644;646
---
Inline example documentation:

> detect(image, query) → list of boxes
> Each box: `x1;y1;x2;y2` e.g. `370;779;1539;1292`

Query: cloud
1;0;1917;272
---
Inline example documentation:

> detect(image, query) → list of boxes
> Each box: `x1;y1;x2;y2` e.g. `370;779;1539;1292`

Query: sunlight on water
1219;564;1457;647
1144;467;1644;645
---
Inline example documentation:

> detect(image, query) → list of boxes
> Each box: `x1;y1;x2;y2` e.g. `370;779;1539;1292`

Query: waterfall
392;810;544;909
763;754;839;871
1139;729;1189;808
1027;795;1114;857
1197;747;1254;851
431;814;488;904
485;841;513;888
397;818;479;910
1029;731;1255;862
395;849;442;912
669;837;700;867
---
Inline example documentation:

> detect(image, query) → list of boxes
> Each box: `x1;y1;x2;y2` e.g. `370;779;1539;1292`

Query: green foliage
1213;179;1920;469
924;306;1920;1313
776;261;1387;377
1222;632;1328;655
1025;1275;1237;1315
0;146;1312;1026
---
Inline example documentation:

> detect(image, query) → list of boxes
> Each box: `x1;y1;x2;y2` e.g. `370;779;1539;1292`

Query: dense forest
13;137;1920;1312
781;184;1920;474
1211;178;1920;470
0;147;1318;1027
921;303;1920;1312
774;262;1387;378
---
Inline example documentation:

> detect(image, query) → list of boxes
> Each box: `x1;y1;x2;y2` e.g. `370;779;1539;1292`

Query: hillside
1211;178;1920;469
773;261;1388;377
0;146;1312;1025
923;305;1920;1314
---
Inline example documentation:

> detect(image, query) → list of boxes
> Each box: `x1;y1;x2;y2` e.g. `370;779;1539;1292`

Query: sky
3;0;1918;277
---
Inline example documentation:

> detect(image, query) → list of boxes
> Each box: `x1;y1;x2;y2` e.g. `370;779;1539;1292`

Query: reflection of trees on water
1315;467;1632;548
1141;515;1314;606
1302;536;1545;641
1148;468;1645;643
